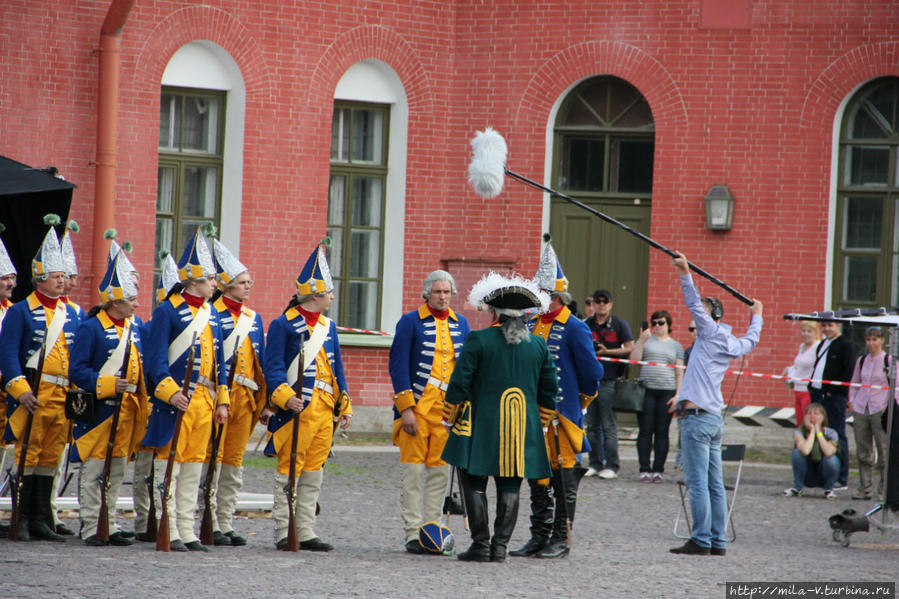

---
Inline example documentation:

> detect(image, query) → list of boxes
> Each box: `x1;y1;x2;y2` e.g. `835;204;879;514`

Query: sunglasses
594;298;610;304
688;326;696;332
584;299;594;304
651;319;668;327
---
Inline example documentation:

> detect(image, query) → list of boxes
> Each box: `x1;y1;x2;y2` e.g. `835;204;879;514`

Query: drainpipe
91;0;135;302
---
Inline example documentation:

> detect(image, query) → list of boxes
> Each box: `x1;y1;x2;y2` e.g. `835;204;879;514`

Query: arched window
835;77;899;308
550;76;654;330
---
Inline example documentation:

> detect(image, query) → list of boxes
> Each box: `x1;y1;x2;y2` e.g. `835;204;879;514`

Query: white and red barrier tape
597;356;891;391
336;326;392;337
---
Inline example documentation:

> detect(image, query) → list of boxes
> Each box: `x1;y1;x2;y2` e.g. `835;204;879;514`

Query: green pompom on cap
67;220;79;233
122;241;133;252
0;223;6;234
43;213;61;226
201;222;217;238
543;233;552;243
320;236;332;248
104;228;117;240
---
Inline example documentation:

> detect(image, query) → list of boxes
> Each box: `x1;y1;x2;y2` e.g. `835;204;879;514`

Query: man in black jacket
808;321;855;490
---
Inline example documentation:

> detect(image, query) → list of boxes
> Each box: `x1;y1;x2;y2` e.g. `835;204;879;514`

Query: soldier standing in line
263;239;352;551
0;216;80;541
205;238;267;546
142;226;230;552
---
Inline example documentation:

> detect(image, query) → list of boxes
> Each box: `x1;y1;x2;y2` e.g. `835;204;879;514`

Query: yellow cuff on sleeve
271;383;294;410
339;391;353;416
393;389;416;413
154;377;180;403
580;391;598;411
7;376;30;400
216;386;230;407
97;375;118;399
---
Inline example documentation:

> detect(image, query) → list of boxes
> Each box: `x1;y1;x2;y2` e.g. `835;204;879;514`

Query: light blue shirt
677;274;762;416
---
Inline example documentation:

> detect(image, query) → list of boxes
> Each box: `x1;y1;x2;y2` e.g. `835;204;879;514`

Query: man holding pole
263;239;352;551
142;226;230;552
0;217;80;541
389;270;470;554
512;236;601;559
669;251;762;557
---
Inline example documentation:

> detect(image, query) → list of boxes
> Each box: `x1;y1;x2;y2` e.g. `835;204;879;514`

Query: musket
97;327;134;542
144;455;157;541
156;332;197;552
9;343;46;541
284;340;304;552
200;335;241;545
551;415;573;547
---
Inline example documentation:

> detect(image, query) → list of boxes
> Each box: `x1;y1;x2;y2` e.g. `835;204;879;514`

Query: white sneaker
598;468;618;480
584;467;599;478
783;487;802;497
652;472;664;483
639;472;651;482
824;489;837;499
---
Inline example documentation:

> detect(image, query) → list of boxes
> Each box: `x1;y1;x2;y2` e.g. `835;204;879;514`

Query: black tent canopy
0;154;74;302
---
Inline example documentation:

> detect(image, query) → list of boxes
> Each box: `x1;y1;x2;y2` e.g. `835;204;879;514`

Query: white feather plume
468;127;508;199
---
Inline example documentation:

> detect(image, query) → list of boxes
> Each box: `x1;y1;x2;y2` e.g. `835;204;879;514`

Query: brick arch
130;5;272;102
800;42;899;131
515;40;688;140
301;25;434;159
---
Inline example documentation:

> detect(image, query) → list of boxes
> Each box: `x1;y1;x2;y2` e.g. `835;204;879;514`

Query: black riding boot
30;475;66;542
536;468;577;559
509;479;553;557
490;491;520;562
456;472;490;562
11;475;34;541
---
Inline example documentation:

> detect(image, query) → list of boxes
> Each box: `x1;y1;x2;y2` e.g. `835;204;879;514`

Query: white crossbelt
427;376;448;392
40;374;69;386
314;380;334;395
196;375;217;396
233;374;259;392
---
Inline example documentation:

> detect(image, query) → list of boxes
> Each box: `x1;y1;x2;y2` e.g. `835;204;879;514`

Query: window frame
154;86;226;298
327;100;390;329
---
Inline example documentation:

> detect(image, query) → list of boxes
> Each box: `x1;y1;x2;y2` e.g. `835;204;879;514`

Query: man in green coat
442;273;558;563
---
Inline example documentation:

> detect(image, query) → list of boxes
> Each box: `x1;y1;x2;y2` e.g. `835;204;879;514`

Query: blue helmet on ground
419;521;454;554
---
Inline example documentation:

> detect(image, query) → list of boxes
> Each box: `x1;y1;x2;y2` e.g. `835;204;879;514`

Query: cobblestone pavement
1;447;896;599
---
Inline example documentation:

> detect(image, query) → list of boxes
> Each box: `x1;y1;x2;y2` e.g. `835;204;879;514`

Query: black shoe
170;539;188;552
136;532;155;543
84;534;109;547
509;537;549;557
213;531;231;546
710;547;726;556
852;493;873;501
275;537;288;551
457;543;491;562
30;521;66;542
118;530;135;539
225;531;247;546
109;532;135;546
55;523;76;536
405;540;425;554
14;519;32;542
300;537;333;552
186;540;209;552
669;539;710;555
535;540;570;559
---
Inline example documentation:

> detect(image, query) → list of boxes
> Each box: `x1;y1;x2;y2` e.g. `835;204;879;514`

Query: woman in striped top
630;309;684;482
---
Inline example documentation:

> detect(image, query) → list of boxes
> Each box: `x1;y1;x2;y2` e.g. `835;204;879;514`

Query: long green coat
441;325;558;479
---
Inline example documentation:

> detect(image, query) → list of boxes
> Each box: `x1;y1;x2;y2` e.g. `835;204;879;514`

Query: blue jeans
809;389;849;485
680;412;727;549
790;449;839;491
585;380;618;472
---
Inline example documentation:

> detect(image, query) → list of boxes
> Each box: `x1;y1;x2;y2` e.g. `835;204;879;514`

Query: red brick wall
3;1;899;410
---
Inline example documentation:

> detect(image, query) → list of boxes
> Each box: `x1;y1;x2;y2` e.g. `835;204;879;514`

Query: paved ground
1;445;897;599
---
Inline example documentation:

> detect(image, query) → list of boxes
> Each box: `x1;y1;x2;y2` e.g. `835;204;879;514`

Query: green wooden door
550;198;651;334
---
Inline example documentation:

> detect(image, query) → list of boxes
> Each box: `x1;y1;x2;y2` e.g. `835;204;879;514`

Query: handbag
612;377;645;413
64;388;97;423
